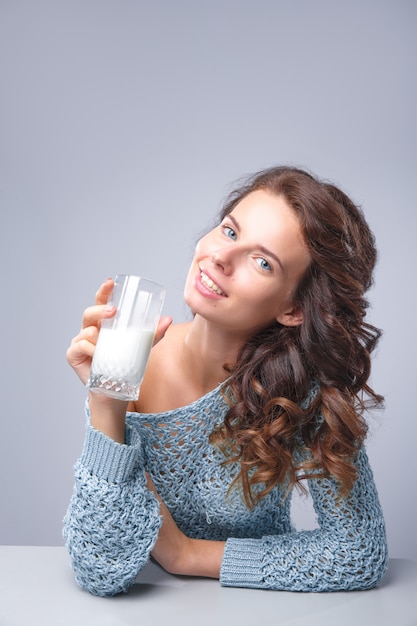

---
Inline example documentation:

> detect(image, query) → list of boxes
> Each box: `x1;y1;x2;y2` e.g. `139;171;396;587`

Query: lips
199;270;226;296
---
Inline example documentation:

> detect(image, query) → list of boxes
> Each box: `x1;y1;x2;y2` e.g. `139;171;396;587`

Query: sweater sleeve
220;447;388;591
63;407;161;597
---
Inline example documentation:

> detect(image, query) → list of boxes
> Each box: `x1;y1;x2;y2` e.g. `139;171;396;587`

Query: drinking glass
87;275;165;400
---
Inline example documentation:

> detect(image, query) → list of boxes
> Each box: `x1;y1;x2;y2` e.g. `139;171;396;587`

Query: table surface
1;546;416;626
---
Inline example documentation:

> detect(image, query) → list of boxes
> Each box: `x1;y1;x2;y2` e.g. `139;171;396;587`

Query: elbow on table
360;544;389;590
70;557;137;597
64;537;139;597
338;532;389;591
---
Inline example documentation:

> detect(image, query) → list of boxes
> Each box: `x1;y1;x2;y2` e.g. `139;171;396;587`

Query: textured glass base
87;374;140;401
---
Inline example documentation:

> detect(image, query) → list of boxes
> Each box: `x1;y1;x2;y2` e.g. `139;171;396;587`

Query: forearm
147;476;224;578
185;538;225;578
221;448;388;592
64;416;161;596
155;535;225;579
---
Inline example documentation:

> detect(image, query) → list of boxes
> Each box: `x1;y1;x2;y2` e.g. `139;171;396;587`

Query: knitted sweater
63;383;388;596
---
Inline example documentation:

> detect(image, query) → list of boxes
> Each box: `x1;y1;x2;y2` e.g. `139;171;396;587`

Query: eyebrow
227;214;285;272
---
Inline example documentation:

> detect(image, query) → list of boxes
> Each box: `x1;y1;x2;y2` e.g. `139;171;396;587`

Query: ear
276;304;304;327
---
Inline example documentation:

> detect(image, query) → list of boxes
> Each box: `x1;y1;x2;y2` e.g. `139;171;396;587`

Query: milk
87;274;165;401
91;327;154;383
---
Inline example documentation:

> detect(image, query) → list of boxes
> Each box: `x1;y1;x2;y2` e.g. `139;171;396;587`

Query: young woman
64;166;388;596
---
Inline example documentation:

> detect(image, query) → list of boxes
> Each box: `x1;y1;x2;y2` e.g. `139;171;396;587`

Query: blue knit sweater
63;383;388;596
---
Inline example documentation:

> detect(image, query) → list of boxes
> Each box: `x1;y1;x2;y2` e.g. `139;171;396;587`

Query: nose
211;246;234;275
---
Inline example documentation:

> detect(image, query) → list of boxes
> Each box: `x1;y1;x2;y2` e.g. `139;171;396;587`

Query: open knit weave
63;383;388;596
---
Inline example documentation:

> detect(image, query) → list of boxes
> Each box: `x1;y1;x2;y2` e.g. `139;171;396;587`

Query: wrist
88;391;128;443
180;538;225;579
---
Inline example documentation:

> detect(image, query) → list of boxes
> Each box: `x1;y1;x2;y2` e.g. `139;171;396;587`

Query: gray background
1;0;416;560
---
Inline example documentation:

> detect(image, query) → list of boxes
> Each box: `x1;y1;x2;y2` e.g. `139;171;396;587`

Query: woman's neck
180;315;246;394
134;316;250;414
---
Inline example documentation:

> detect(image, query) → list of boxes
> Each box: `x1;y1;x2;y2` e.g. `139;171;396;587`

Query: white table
1;546;416;626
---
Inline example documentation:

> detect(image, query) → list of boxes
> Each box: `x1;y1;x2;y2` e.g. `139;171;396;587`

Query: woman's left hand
146;474;225;578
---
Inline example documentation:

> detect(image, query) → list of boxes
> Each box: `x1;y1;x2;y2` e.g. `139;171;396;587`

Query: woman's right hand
66;278;116;386
66;278;173;442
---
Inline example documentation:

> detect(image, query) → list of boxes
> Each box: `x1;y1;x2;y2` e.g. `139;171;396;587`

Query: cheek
186;240;204;277
183;272;195;310
194;234;212;258
184;258;197;293
250;282;293;317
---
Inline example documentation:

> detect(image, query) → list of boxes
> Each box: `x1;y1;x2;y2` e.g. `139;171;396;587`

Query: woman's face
184;190;311;337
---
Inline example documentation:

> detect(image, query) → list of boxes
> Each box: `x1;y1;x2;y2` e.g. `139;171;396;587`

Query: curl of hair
209;166;384;507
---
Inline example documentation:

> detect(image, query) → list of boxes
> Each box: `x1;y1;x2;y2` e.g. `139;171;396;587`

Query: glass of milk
87;275;165;401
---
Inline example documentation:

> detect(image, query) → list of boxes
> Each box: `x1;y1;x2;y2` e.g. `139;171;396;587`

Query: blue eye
257;258;272;271
223;226;237;240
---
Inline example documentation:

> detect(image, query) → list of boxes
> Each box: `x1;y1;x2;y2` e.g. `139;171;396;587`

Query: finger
95;278;114;306
70;337;96;359
145;472;157;492
70;325;100;347
66;335;96;370
67;327;100;363
81;303;116;329
154;316;173;345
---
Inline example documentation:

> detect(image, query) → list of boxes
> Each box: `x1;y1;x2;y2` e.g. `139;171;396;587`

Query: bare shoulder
130;322;191;414
150;321;190;366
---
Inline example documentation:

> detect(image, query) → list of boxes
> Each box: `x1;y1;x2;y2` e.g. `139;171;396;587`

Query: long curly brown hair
209;166;384;506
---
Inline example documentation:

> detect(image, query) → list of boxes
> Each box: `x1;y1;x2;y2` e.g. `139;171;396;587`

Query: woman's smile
198;269;227;297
